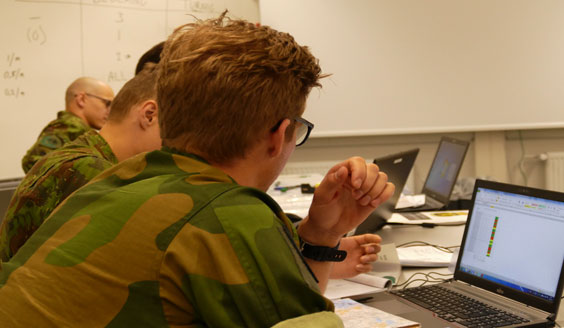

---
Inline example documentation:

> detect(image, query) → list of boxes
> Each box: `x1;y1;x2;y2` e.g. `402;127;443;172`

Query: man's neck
215;161;263;190
99;123;136;162
65;106;87;124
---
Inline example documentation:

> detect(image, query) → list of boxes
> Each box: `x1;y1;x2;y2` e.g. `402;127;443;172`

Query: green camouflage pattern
0;130;117;261
21;111;91;173
0;148;333;327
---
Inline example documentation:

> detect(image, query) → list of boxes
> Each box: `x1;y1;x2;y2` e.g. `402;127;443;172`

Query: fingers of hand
346;156;370;190
314;166;349;204
360;253;379;264
355;263;372;273
355;170;390;207
369;181;395;207
354;233;382;246
352;162;378;201
362;243;381;256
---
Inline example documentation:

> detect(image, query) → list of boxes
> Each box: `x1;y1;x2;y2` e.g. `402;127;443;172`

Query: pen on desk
274;183;317;193
274;184;301;192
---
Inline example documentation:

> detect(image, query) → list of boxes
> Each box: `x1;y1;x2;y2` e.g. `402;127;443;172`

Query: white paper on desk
371;243;402;285
324;279;386;300
388;210;468;225
266;173;323;218
345;273;392;290
324;244;400;299
334;298;420;328
395;194;426;209
397;246;456;267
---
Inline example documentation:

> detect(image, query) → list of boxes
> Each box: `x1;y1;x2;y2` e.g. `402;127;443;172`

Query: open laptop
396;136;469;221
365;179;564;327
354;148;419;234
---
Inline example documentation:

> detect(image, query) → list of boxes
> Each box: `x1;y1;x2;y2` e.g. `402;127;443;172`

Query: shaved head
65;77;113;107
65;77;115;129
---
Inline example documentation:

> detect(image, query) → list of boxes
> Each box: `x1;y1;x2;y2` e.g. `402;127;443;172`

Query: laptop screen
458;185;564;303
421;137;469;204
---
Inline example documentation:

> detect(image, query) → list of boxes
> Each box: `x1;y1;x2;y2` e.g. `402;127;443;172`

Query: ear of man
75;92;87;109
268;118;291;158
138;100;158;130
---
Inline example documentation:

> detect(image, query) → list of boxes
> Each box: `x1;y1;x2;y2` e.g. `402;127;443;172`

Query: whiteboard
0;0;259;179
260;0;564;138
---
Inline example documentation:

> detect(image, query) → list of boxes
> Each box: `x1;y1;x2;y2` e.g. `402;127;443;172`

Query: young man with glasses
21;77;114;173
0;15;394;327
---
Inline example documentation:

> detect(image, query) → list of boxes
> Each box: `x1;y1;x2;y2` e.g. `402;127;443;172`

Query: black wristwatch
300;239;347;262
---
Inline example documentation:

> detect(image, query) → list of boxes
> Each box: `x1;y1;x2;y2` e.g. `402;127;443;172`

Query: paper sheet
346;274;392;290
371;243;402;285
334;298;420;328
325;279;385;300
397;246;456;267
324;244;401;299
388;210;468;225
395;194;426;209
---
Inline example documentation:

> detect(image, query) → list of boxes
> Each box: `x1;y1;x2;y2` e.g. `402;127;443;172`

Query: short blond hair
108;64;158;123
158;14;324;163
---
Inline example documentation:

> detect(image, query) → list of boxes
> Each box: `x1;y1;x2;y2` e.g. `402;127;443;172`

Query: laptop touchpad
369;299;415;315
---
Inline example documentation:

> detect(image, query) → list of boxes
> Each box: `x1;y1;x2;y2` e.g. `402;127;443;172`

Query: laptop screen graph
459;186;564;302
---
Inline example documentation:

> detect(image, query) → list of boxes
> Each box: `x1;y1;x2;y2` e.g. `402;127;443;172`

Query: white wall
0;0;260;179
260;0;564;137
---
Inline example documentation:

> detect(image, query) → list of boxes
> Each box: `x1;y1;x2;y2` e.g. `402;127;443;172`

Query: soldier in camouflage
0;15;394;327
21;77;114;173
0;65;161;262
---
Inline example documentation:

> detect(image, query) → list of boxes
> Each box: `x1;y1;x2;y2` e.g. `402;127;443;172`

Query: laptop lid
420;137;469;207
354;148;419;234
455;179;564;315
375;148;420;209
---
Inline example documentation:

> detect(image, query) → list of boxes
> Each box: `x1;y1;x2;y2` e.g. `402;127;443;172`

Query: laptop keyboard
391;285;531;327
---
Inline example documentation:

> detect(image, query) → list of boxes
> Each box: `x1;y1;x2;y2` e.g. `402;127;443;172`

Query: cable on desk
396;271;453;290
396;241;460;253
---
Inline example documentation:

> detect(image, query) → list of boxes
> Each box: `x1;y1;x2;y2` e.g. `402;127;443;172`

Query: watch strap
300;240;347;262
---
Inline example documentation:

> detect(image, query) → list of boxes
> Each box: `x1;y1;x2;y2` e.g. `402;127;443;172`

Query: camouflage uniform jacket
21;110;91;173
0;148;333;327
0;130;117;261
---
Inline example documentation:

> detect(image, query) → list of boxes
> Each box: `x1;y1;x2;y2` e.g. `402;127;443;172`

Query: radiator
545;152;564;192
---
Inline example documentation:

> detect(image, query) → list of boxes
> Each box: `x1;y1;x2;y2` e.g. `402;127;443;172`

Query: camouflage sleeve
21;137;62;173
0;155;113;261
157;189;332;327
21;122;90;174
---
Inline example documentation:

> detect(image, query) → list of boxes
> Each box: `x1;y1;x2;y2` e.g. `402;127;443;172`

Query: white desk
375;223;564;325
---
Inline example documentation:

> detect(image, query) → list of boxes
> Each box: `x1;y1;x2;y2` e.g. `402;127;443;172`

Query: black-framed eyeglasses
294;117;314;147
85;93;112;108
271;117;314;147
